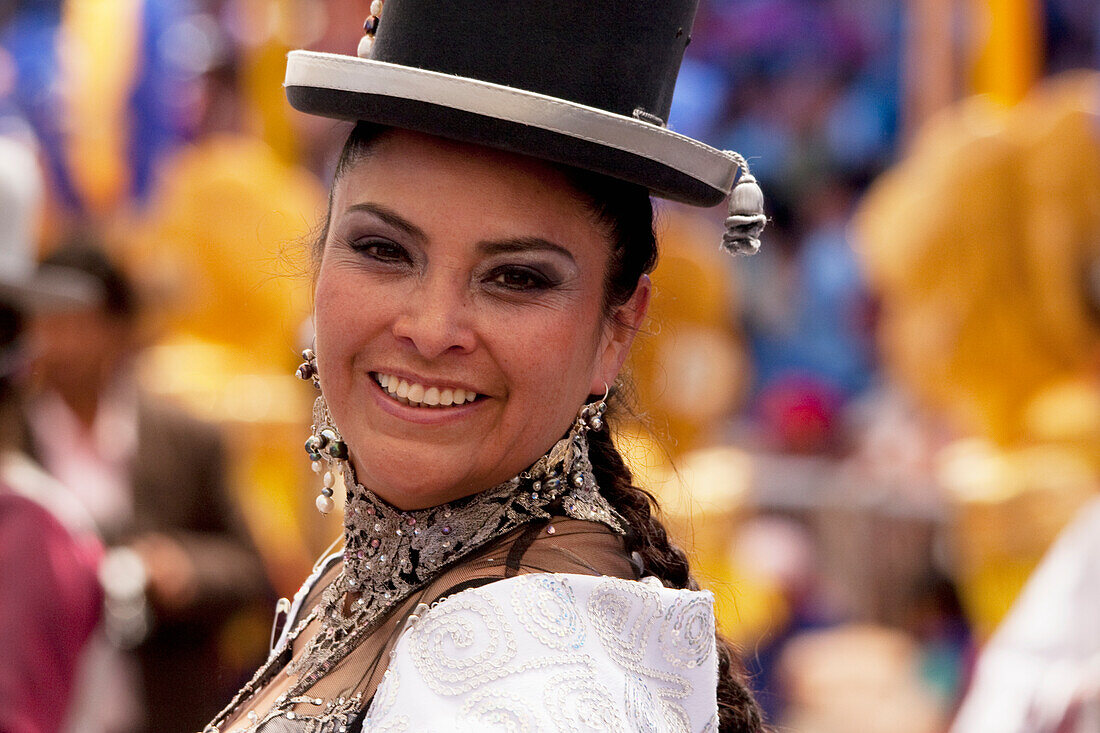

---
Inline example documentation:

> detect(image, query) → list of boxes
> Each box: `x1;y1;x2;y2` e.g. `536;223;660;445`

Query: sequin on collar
204;418;623;732
289;424;624;685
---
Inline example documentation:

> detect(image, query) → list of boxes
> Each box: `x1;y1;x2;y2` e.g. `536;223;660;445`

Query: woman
206;2;766;731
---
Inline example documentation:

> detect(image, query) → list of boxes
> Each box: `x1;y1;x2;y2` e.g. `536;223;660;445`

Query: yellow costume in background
126;133;326;593
855;71;1100;634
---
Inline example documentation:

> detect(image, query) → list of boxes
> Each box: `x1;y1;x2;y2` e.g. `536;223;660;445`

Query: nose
391;273;476;359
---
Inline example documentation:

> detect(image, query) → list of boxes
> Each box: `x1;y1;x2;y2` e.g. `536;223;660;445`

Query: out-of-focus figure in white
951;497;1100;733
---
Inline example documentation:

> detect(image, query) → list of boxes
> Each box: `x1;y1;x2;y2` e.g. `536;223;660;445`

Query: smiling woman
316;129;647;509
204;2;765;732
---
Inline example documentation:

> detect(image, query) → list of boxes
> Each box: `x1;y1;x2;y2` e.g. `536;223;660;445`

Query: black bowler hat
284;0;765;252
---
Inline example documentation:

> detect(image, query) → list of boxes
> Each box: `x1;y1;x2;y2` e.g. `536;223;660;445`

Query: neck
285;420;624;687
338;425;622;593
60;391;100;429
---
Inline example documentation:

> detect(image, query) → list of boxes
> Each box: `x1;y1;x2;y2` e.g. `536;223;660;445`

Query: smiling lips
373;372;481;408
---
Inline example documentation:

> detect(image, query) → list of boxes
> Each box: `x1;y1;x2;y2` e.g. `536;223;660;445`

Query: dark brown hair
557;158;765;733
326;122;764;732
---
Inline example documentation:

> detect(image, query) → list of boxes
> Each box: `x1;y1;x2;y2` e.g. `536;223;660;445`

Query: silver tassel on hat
721;151;766;256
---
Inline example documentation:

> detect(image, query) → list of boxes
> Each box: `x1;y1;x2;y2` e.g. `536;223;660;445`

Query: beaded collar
290;421;624;683
206;416;623;732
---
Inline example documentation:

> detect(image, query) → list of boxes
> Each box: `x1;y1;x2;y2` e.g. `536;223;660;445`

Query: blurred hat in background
0;135;100;313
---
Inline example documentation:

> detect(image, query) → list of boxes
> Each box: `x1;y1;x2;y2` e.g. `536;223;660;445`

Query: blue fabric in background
0;0;195;213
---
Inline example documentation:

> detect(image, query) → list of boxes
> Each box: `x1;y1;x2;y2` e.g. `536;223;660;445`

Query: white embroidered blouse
363;572;720;732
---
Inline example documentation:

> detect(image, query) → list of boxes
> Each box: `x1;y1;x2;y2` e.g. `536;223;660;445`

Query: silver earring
295;348;320;388
577;382;611;433
296;349;347;515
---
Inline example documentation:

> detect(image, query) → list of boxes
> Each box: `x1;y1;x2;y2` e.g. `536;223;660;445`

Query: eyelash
350;238;411;265
347;238;558;293
486;266;555;292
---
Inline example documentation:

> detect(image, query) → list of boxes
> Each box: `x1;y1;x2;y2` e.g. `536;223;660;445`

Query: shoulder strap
432;576;502;600
504;518;551;576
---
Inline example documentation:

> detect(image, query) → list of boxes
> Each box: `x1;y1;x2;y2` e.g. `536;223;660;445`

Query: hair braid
588;427;766;733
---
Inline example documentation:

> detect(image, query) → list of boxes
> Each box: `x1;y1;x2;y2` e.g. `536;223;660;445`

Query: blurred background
0;0;1097;731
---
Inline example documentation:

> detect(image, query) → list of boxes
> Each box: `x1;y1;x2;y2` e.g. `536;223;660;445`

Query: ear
591;274;651;394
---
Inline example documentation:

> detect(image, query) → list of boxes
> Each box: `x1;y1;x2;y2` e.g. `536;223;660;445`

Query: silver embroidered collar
206;418;624;732
287;418;624;688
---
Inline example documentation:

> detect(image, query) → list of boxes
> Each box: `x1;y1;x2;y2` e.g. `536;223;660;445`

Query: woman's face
315;130;648;509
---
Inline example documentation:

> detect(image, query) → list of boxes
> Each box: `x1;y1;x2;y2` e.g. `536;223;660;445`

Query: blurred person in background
951;500;1100;732
0;135;103;732
25;236;272;733
902;571;975;716
732;515;834;723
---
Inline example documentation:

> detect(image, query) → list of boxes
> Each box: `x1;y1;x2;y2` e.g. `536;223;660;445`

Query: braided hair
564;166;765;733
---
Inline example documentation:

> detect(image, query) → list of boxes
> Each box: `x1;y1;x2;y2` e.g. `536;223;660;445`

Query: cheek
312;268;384;375
487;305;605;400
312;271;343;367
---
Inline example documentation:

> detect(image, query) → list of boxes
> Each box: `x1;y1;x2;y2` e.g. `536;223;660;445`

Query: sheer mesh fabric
220;517;634;731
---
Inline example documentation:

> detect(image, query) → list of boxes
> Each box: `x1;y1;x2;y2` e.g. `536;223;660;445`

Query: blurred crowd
0;0;1098;731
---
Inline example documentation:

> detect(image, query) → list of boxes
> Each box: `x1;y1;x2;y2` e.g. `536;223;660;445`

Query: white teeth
373;374;478;408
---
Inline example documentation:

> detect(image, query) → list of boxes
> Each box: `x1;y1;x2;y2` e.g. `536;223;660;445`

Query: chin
350;456;485;510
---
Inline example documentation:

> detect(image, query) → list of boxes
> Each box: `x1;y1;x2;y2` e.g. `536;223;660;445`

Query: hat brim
285;51;737;207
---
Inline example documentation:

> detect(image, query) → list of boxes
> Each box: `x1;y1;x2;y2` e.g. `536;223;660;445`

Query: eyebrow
478;237;576;263
342;204;575;263
345;203;427;241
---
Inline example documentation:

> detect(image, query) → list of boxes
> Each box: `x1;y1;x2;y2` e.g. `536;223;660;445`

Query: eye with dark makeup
486;265;557;292
348;238;412;265
340;230;566;295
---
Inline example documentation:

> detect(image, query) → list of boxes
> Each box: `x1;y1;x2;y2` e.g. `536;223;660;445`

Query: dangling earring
296;348;348;515
576;382;611;433
356;0;384;57
295;347;320;387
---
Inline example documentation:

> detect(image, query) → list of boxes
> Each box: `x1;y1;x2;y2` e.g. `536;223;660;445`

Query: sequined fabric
289;426;623;687
206;422;625;733
363;573;722;732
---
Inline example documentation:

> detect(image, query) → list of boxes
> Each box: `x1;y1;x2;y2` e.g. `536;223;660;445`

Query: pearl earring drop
296;349;348;515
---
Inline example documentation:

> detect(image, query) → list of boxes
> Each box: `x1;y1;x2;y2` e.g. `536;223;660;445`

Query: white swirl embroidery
512;574;586;651
588;578;694;731
659;595;715;669
588;578;662;665
409;592;518;694
461;689;548;733
625;672;661;731
544;666;624;731
371;575;719;732
624;672;692;733
361;669;408;731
